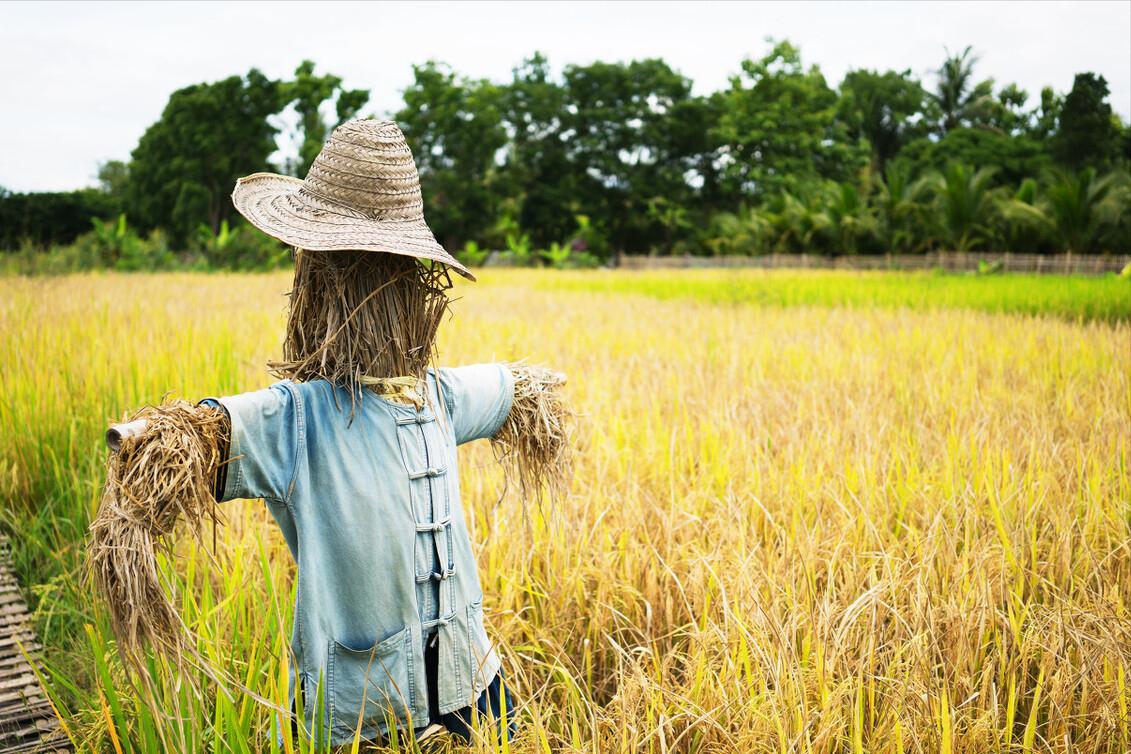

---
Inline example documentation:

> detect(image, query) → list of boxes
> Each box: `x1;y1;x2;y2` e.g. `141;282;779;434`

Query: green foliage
504;230;534;266
900;128;1052;187
396;62;508;251
192;220;290;270
455;240;489;267
127;69;284;243
704;206;770;256
1055;73;1120;170
873;160;933;253
930;46;996;134
565;214;609;260
0;188;121;248
1005;168;1129;253
539;241;572;269
976;259;1004;275
496;54;577;249
96;160;130;200
76;214;173;271
280;60;369;176
838;68;928;173
8;41;1130;267
714;41;866;199
926;163;1001;251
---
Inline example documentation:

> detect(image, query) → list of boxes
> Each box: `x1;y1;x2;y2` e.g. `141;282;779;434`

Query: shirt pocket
327;625;414;739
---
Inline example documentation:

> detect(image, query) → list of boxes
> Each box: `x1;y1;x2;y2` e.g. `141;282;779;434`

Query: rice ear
87;400;229;676
492;363;574;505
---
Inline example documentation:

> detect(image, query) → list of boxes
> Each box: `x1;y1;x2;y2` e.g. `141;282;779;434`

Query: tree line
2;41;1128;269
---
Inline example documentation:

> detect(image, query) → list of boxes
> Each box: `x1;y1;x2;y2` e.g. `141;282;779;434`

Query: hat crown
299;120;425;222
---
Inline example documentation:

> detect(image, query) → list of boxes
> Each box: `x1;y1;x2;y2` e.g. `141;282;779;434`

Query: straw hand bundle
494;364;574;504
88;400;229;674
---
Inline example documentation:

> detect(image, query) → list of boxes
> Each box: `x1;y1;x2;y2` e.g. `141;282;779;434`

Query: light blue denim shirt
204;363;514;744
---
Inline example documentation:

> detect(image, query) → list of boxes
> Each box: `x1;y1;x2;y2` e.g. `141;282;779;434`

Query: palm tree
705;206;771;256
927;162;1000;251
821;181;877;255
998;178;1050;252
1005;168;1129;253
874;161;933;253
767;190;831;254
930;46;995;134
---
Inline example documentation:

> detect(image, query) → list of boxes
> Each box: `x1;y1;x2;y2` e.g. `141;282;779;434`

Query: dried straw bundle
492;364;573;503
269;250;452;411
88;401;229;673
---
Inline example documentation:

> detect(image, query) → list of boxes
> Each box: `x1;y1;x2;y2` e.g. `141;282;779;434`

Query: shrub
456;240;490;267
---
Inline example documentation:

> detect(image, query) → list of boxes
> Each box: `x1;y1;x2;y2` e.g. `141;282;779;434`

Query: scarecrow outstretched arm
490;363;573;502
89;400;230;670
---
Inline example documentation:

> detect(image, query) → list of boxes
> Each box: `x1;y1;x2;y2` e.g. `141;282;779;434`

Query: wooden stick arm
106;419;149;453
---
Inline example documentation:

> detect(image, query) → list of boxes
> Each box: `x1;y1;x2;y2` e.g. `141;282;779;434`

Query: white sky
1;0;1128;193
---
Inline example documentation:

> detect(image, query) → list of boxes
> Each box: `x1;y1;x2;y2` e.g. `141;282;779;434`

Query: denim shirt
203;364;514;744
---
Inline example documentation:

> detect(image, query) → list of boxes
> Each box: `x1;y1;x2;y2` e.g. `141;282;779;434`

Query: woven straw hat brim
232;173;474;281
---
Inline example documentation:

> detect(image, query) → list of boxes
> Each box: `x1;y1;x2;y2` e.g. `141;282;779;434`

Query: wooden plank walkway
0;539;70;753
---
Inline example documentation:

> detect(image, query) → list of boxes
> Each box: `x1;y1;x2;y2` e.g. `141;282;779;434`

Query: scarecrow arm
104;402;231;496
89;400;230;671
490;363;573;503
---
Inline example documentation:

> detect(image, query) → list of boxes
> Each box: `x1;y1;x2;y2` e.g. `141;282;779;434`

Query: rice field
0;268;1128;753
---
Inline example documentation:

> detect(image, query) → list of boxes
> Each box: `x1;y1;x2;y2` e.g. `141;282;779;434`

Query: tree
986;83;1031;136
873;160;932;253
715;41;866;202
1005;168;1128;253
560;57;704;253
819;180;877;255
0;189;121;248
930;46;995;134
927;162;1000;251
395;62;508;251
497;53;576;248
899;127;1051;188
127;69;283;242
1029;86;1062;142
281;60;370;176
837;69;927;174
96;160;130;200
1054;73;1118;170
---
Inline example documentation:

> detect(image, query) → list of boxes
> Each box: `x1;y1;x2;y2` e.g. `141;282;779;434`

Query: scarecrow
88;119;571;746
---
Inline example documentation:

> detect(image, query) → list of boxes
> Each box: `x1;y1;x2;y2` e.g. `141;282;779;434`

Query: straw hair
268;249;452;412
87;401;229;674
493;363;573;504
232;119;473;280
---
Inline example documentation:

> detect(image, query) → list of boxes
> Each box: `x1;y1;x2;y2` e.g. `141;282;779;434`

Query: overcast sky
1;0;1128;193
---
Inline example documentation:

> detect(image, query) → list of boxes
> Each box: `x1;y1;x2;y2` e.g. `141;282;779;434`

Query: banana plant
456;240;489;267
505;231;534;266
538;242;572;269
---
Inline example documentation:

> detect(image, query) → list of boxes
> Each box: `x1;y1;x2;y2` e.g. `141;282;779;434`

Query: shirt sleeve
438;363;515;445
199;382;303;503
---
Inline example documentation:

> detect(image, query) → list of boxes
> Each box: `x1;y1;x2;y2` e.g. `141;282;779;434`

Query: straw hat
232;119;473;280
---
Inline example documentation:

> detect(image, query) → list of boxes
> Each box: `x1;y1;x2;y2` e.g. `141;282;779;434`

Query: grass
0;268;1128;753
533;268;1131;322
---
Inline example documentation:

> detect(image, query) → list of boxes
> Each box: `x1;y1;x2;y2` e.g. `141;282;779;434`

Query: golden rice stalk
492;363;573;504
87;400;229;675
